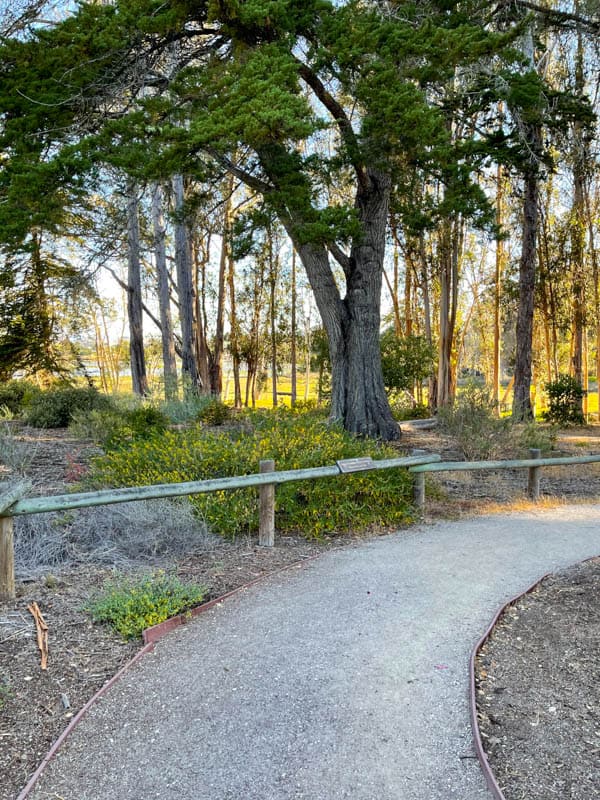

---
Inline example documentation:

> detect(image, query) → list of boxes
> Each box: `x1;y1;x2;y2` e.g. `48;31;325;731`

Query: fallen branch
27;602;48;670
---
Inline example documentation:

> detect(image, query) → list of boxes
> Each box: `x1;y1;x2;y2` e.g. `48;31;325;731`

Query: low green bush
87;410;415;538
390;400;430;421
510;421;557;456
70;403;169;449
0;380;37;416
25;387;115;428
87;572;207;640
543;375;585;426
196;398;231;426
437;383;509;460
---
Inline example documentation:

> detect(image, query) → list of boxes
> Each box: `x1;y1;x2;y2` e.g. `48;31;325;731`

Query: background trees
1;0;599;432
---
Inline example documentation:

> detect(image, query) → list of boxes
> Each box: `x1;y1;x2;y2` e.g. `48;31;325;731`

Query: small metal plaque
336;457;375;474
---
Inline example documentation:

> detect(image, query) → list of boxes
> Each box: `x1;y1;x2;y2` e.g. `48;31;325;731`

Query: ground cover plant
86;409;415;538
25;386;116;428
87;572;207;640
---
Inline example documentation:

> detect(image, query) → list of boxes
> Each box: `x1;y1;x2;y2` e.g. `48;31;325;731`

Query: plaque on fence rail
336;457;375;474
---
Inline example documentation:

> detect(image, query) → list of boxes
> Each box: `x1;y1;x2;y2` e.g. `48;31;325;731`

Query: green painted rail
6;453;440;517
408;454;600;473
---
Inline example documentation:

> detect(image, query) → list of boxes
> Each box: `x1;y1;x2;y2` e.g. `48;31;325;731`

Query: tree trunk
126;186;149;397
173;174;201;396
227;246;242;409
289;170;399;439
493;164;505;410
210;182;232;397
151;183;178;399
290;248;297;407
512;158;540;421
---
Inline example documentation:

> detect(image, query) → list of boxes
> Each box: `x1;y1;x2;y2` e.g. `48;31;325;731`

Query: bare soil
476;557;600;800
1;421;600;800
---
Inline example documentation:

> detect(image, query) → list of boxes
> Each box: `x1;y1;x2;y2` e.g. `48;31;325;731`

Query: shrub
390;400;431;421
543;375;585;425
0;380;37;416
25;387;115;428
437;383;509;460
196;398;231;426
87;411;415;539
87;572;207;640
510;421;557;456
70;403;169;450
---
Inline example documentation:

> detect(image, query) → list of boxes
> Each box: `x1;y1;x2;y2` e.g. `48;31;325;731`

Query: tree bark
126;185;149;397
151;183;178;399
173;174;201;396
286;170;399;439
290;248;297;407
512;157;540;421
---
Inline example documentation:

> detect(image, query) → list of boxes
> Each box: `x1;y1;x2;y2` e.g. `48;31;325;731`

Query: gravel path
27;505;600;800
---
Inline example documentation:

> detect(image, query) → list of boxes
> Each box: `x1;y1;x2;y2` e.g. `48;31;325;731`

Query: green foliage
543;375;585;425
0;379;36;416
0;680;11;710
70;403;169;449
196;398;232;426
509;421;557;456
87;572;207;640
380;331;435;393
437;383;510;460
87;410;415;538
25;386;115;428
391;401;431;422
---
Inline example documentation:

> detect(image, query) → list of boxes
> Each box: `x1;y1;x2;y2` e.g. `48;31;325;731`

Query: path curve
26;505;600;800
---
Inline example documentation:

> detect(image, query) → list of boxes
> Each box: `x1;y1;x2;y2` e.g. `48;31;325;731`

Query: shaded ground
1;421;599;799
476;557;600;800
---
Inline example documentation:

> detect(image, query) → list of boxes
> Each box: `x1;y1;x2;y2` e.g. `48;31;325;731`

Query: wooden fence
0;453;439;601
2;449;600;602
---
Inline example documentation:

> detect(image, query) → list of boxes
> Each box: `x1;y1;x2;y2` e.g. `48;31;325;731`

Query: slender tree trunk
512;158;540;420
570;23;586;417
191;234;212;391
227;246;242;409
290;248;297;406
493;164;505;410
126;185;149;397
269;232;278;408
151;183;178;399
173;174;201;396
210;183;232;397
435;218;461;408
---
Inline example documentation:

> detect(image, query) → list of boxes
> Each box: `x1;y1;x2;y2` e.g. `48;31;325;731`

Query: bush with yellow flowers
87;409;414;539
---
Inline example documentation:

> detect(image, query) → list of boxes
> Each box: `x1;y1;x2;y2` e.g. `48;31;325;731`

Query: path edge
468;554;600;800
16;554;320;800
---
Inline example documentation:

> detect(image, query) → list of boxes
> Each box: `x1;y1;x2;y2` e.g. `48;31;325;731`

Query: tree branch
292;56;369;192
203;147;274;195
327;242;351;277
510;0;600;33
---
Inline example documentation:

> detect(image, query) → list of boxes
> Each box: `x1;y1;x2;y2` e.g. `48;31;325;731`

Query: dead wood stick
27;602;48;670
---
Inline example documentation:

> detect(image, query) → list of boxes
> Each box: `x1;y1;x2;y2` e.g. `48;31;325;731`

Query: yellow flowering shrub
87;410;414;538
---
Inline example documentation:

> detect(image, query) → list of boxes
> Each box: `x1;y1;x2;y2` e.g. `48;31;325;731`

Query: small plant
0;380;37;417
196;398;231;426
543;375;585;426
70;404;169;450
25;387;115;429
390;400;431;421
87;572;207;640
437;382;509;460
0;680;11;709
510;421;557;456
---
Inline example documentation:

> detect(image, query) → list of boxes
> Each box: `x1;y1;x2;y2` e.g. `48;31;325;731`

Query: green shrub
390;400;431;421
543;375;585;425
510;421;557;456
25;387;115;428
437;383;509;460
196;398;231;426
87;572;207;640
87;411;415;538
71;403;169;450
0;380;37;416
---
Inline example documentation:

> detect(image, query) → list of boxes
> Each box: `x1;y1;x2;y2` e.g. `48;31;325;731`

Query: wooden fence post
528;448;542;501
412;449;426;513
259;460;275;547
0;516;15;602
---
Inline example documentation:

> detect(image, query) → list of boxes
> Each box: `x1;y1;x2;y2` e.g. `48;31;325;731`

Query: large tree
0;1;547;435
